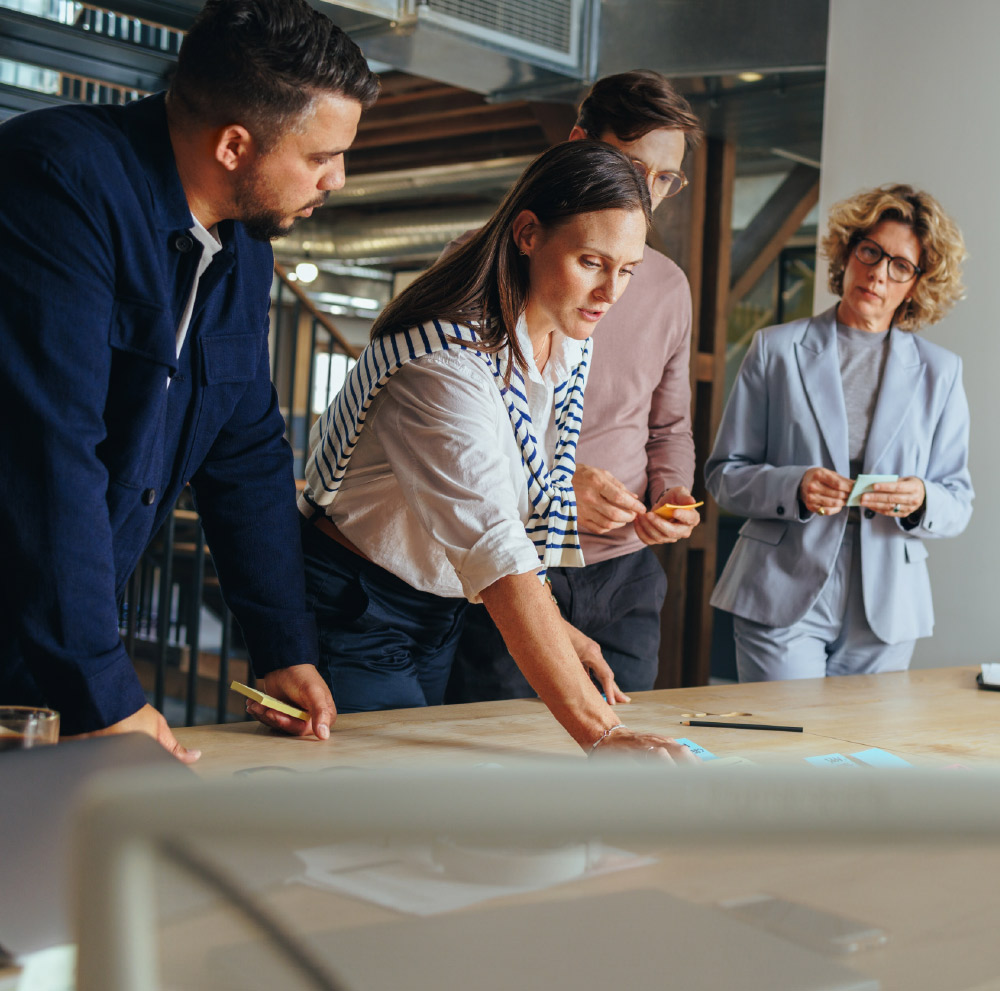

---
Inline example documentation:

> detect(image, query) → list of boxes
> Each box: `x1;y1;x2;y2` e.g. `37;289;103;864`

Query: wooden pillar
290;307;315;466
687;137;735;685
650;139;701;689
654;137;734;688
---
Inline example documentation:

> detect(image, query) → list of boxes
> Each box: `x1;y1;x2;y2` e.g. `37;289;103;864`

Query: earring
519;248;528;256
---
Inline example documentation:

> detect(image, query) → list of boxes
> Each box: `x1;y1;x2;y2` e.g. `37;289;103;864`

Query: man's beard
233;166;327;243
241;210;294;242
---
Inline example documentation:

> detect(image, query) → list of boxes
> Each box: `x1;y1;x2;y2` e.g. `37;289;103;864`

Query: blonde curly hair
821;184;966;330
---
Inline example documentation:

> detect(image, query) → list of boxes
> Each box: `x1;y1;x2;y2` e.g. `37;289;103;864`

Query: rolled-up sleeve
372;353;541;601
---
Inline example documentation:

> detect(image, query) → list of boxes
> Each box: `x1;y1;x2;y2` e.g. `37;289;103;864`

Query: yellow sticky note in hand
230;681;309;721
653;500;704;520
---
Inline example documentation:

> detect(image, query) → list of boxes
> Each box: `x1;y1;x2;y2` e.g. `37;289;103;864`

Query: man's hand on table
635;485;701;546
572;463;646;534
245;664;337;740
65;702;201;763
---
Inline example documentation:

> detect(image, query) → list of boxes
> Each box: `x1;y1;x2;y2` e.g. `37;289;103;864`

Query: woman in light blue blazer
706;184;972;681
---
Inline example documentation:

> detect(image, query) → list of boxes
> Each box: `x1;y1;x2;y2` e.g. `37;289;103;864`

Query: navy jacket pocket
201;333;261;384
102;296;173;487
108;296;177;370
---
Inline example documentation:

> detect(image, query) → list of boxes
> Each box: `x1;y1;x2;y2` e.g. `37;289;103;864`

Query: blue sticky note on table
675;738;717;761
851;748;911;768
805;753;858;768
846;474;898;507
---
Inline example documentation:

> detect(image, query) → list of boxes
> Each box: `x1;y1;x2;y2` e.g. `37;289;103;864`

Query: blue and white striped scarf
302;319;590;574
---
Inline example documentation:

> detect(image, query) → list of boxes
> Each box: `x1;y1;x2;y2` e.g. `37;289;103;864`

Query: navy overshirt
0;94;318;733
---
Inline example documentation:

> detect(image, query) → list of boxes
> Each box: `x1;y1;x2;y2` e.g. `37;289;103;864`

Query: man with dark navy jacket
0;0;378;757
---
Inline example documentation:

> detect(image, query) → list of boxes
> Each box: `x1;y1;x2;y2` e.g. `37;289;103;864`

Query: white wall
816;0;1000;666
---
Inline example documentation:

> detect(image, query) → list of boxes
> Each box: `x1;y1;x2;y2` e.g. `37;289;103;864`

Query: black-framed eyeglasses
853;237;921;283
629;158;688;199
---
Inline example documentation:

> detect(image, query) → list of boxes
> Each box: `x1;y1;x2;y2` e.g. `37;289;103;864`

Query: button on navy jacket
0;94;318;733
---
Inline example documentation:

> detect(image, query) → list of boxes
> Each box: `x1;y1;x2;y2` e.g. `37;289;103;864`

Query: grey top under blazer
706;305;973;644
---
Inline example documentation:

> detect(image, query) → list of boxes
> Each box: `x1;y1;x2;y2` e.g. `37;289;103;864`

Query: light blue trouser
733;522;915;682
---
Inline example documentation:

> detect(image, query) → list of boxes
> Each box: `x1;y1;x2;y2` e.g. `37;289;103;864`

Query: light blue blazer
706;305;973;644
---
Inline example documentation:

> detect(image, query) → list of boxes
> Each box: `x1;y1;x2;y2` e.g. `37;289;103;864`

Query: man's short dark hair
169;0;379;150
576;70;702;151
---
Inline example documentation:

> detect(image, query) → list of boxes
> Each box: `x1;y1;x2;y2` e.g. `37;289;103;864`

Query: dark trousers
301;521;467;712
445;546;668;702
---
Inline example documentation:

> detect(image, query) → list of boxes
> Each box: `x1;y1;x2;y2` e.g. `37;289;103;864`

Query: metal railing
10;1;185;53
272;261;360;476
57;66;145;103
72;3;183;53
0;1;176;114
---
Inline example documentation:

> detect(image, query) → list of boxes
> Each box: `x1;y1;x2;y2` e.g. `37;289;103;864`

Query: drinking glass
0;706;60;750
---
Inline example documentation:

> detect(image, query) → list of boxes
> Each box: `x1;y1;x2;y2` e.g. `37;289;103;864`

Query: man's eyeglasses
629;158;688;199
853;237;921;283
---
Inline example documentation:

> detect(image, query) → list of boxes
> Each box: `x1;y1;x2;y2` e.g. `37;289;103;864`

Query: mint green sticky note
847;474;898;507
851;748;911;768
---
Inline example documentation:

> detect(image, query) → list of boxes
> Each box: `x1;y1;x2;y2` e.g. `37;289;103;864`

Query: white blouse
325;318;584;601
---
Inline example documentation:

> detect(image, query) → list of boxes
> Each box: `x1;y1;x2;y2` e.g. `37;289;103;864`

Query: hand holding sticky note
230;680;309;721
846;474;898;507
653;500;704;520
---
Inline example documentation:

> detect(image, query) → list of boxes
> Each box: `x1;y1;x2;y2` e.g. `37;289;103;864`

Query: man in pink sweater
447;71;702;699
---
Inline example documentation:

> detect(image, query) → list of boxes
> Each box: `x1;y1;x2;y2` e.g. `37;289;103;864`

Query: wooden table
161;667;1000;991
176;665;1000;773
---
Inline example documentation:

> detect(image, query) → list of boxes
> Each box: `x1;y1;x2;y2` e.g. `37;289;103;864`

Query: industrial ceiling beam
0;80;66;121
0;7;173;92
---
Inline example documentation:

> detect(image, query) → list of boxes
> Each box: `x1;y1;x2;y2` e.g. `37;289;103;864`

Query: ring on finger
892;503;901;514
818;506;826;515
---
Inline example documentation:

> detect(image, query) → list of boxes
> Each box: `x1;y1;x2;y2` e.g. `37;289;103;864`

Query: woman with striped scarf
294;141;695;762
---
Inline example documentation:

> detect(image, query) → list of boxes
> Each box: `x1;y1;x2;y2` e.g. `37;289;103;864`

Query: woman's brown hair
371;140;652;377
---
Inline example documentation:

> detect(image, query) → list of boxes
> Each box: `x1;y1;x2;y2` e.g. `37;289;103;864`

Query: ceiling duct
328;155;534;206
417;0;585;70
319;0;598;97
276;204;493;265
596;0;827;79
321;0;825;101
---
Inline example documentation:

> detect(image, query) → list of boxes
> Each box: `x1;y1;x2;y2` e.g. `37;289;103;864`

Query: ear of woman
512;209;541;256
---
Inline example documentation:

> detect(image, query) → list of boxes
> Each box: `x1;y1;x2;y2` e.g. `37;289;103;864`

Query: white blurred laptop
69;760;951;991
209;887;879;991
0;733;191;957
